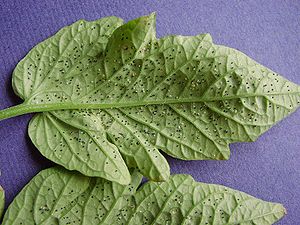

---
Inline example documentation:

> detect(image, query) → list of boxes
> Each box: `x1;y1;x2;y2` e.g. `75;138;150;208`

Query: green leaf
1;14;299;184
28;14;300;183
2;167;286;225
0;186;4;218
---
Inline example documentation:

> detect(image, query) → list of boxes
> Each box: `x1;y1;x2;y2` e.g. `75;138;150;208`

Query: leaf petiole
0;103;78;120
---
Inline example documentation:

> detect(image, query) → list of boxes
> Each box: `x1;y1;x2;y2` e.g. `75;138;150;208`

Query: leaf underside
9;14;300;184
2;167;285;225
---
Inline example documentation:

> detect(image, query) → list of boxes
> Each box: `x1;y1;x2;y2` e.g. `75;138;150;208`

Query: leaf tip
158;173;170;182
271;203;287;222
218;149;230;160
154;166;170;182
119;172;132;186
283;206;287;215
278;203;287;215
149;11;157;18
160;163;171;181
141;12;156;27
202;33;213;43
136;12;156;27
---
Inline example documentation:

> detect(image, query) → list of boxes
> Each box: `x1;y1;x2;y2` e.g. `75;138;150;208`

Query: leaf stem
0;102;97;121
0;103;42;120
0;103;82;121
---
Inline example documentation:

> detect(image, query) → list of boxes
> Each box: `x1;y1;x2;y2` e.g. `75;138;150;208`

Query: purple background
0;0;299;224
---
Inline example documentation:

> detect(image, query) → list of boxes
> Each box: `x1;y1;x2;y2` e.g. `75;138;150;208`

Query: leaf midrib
21;90;300;113
2;90;298;121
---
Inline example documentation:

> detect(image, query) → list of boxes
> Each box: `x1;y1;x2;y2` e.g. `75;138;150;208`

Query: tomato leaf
30;14;300;183
2;167;286;225
0;14;299;184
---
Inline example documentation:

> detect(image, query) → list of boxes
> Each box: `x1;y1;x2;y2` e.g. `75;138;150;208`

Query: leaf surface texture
2;167;286;225
3;14;299;183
